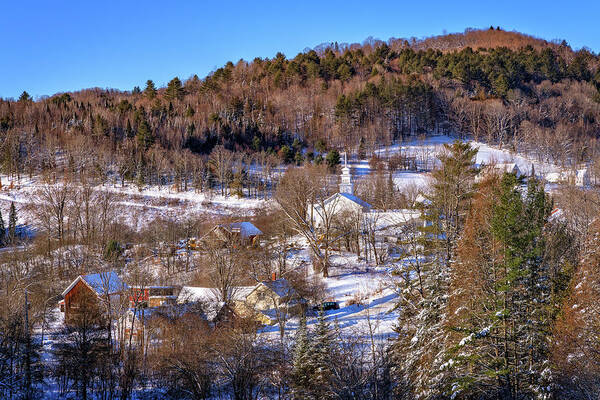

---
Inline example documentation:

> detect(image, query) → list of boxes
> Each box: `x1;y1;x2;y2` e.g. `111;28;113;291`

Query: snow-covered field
0;176;271;232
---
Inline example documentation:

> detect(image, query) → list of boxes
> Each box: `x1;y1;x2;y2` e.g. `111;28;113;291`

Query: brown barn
200;222;263;247
61;271;128;325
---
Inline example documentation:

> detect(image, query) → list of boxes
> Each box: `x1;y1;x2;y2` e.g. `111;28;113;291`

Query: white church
308;154;372;228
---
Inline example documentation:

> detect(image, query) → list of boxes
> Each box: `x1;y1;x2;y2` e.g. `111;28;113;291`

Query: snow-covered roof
480;162;521;176
212;222;263;239
545;172;563;183
177;286;217;304
258;279;296;298
177;285;255;304
62;271;128;297
413;193;431;206
228;222;263;237
369;210;422;230
323;192;372;210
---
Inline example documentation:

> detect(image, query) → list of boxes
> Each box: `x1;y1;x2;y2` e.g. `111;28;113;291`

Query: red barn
61;272;128;325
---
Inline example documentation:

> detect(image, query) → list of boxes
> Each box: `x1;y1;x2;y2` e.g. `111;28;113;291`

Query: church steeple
339;152;353;194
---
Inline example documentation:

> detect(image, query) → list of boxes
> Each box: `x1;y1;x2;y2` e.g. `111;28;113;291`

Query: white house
545;168;590;187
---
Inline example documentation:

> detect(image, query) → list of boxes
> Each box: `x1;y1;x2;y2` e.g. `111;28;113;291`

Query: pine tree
307;308;334;399
18;91;32;103
8;202;16;244
428;140;479;266
0;209;4;246
447;172;553;399
291;313;311;398
144;79;157;98
446;173;508;398
165;77;184;101
135;112;154;150
325;150;340;171
391;141;478;399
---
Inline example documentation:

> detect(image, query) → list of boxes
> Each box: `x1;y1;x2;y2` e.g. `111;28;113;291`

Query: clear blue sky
1;0;599;99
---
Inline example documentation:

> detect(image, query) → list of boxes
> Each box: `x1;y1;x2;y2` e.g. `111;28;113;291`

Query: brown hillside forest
4;28;600;400
1;27;600;186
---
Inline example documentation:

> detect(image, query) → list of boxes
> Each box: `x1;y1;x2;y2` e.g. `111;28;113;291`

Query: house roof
485;162;521;175
177;285;255;304
323;192;372;210
205;221;263;240
228;222;263;237
369;209;422;230
257;279;296;298
62;271;128;298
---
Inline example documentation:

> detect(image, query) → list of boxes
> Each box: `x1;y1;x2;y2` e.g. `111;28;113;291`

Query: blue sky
1;0;599;99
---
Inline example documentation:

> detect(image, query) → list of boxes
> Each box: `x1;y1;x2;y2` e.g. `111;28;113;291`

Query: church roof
323;192;372;210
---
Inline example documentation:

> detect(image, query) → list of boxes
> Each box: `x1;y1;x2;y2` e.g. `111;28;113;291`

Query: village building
61;271;128;325
235;279;304;325
545;167;590;187
129;285;179;308
309;154;372;228
176;285;254;325
476;162;522;181
200;221;263;246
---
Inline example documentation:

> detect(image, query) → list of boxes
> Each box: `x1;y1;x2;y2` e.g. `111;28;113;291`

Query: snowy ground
7;134;577;349
258;242;400;342
0;176;271;232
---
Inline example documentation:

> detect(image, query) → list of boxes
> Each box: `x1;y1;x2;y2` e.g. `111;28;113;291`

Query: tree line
1;29;599;193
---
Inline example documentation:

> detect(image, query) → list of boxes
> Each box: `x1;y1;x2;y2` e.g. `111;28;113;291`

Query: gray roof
322;192;372;210
62;271;128;297
259;279;296;298
213;222;263;239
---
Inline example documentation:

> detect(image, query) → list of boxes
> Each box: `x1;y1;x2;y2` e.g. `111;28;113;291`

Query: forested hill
1;27;600;182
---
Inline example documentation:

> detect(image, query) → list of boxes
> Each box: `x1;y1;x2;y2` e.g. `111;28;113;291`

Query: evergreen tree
428;140;479;266
252;135;261;152
291;313;311;398
278;145;293;164
135;112;154;150
144;79;157;98
391;141;478;399
325;150;340;171
448;173;553;398
307;308;334;399
0;209;4;245
18;91;32;103
8;202;16;244
446;173;507;398
125;119;134;139
165;77;184;100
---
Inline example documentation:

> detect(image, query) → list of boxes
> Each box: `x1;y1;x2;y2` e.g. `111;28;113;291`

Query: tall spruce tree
165;77;184;101
135;111;154;150
391;140;478;399
8;202;16;244
143;79;157;98
447;173;553;399
307;308;334;399
291;313;311;398
446;173;508;398
0;209;4;245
